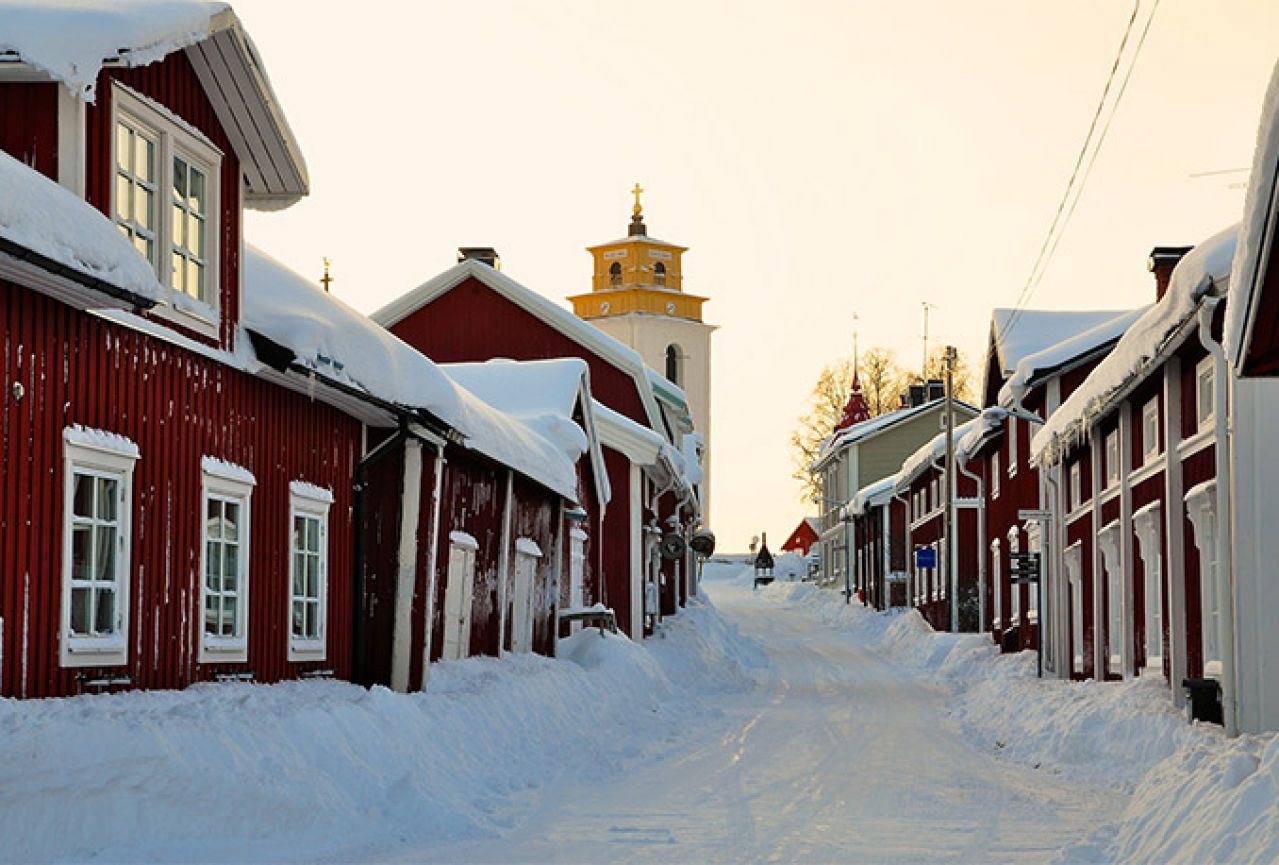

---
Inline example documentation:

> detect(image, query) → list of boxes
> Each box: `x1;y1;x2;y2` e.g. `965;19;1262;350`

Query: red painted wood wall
0;82;58;179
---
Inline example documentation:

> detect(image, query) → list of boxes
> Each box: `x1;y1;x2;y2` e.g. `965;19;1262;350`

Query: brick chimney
1148;246;1193;302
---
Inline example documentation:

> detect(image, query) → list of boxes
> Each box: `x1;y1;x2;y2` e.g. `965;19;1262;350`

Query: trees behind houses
790;346;976;502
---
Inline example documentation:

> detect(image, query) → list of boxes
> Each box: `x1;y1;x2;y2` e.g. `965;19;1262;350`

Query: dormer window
654;262;666;286
112;83;221;337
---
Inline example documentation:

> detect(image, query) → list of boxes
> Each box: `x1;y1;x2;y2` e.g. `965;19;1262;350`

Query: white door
442;543;475;661
511;540;541;653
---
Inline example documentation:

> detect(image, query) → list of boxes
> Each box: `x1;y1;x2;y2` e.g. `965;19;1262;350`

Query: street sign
1010;551;1041;583
914;547;937;569
1018;509;1051;521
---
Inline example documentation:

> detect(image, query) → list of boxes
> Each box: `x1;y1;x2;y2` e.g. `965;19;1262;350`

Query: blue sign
914;547;937;569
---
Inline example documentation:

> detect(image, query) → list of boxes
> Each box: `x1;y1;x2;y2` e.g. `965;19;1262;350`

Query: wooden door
442;543;475;660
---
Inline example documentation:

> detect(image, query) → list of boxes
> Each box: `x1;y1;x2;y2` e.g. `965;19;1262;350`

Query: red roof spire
834;371;871;433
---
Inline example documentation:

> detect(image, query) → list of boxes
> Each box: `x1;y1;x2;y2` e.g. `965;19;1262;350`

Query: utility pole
852;312;860;379
921;302;937;380
944;345;958;632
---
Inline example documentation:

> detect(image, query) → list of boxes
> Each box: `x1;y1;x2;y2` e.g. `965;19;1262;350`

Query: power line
993;0;1159;376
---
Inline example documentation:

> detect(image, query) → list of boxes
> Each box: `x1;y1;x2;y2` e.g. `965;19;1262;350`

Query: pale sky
237;0;1279;552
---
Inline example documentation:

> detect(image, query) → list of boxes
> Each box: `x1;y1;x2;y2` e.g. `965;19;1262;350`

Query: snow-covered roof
851;474;898;516
998;307;1146;408
240;248;581;501
441;358;611;507
0;148;163;308
1226;58;1279;371
957;407;1009;460
591;400;665;467
1032;225;1237;465
894;418;981;492
0;1;308;208
371;259;666;436
814;397;979;471
990;308;1135;377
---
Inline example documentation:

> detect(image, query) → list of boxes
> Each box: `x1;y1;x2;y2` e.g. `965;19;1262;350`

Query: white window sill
199;640;248;665
288;642;327;663
150;297;219;340
62;640;128;668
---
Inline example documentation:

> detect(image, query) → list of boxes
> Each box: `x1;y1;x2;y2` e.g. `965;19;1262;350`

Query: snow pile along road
756;583;1279;864
0;597;756;863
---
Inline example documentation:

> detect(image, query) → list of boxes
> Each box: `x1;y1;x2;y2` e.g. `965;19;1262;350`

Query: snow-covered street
354;576;1123;864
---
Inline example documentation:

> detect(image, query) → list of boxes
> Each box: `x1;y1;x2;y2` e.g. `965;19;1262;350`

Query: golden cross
631;182;644;215
320;257;332;293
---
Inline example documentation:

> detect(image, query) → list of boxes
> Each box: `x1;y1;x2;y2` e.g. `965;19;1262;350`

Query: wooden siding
84;58;242;350
1066;513;1095;680
599;447;635;637
387;277;649;426
0;82;59;179
1;281;360;698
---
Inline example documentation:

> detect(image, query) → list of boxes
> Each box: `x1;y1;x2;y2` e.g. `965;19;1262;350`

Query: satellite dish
659;533;687;560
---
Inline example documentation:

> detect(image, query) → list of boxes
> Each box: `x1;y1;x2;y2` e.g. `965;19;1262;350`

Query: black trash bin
1182;677;1223;725
1000;626;1020;654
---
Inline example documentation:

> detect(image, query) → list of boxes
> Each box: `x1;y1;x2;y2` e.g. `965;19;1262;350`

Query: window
1132;501;1163;671
1142;399;1160;465
1098;521;1123;676
609;261;622;285
1007;528;1021;623
991;451;1000;499
1069;461;1082;511
654;261;667;286
199;458;254;663
1105;431;1120;488
1195;356;1215;433
1026;523;1041;624
1185;481;1221;678
288;482;332;661
112;83;221;335
1065;543;1084;674
665;344;682;386
61;427;138;668
1008;418;1018;477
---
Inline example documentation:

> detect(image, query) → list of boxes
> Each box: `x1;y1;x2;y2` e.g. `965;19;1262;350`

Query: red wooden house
849;477;906;610
780;517;820;556
1032;229;1235;726
968;306;1143;655
371;256;703;640
0;5;592;698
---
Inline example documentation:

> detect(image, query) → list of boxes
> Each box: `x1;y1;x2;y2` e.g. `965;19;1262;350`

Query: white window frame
60;427;138;668
991;451;1001;499
287;482;332;662
1141;398;1160;465
1132;500;1164;672
1195;356;1215;433
1184;481;1221;679
1008;417;1018;477
1069;461;1082;511
1065;542;1085;674
1097;520;1124;676
1007;527;1021;624
990;538;1002;629
1025;521;1041;624
198;459;255;664
111;82;222;338
1104;431;1120;489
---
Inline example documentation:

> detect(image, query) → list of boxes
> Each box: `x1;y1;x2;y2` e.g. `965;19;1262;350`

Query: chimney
1148;246;1193;302
907;383;926;408
458;247;500;270
926;379;945;402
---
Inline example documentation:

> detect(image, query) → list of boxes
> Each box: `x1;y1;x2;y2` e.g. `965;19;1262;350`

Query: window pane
97;477;117;521
306;518;319;553
115;174;132;221
94;525;116;580
139;187;154;231
135;134;154;181
222;596;237;636
189;213;204;257
293;516;305;552
173;157;187;200
116;124;131;171
207;542;222;591
223;502;239;543
187;259;203;299
204;592;219;633
206;498;222;540
71;525;92;580
293;553;305;596
305;556;318;598
171;252;185;292
137;235;153;263
172;203;186;248
223;545;237;593
71;587;90;635
94;588;115;635
292;600;304;636
189;167;206;213
72;473;94;518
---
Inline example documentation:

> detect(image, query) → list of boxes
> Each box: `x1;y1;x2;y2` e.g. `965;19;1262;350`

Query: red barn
780;517;820;556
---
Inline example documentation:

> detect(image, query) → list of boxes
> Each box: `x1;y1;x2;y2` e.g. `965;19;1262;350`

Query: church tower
569;185;716;520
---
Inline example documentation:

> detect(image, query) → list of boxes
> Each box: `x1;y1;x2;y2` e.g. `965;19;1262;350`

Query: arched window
654;262;666;286
665;344;682;386
609;262;621;286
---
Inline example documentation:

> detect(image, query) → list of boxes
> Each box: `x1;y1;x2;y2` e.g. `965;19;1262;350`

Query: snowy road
364;582;1124;864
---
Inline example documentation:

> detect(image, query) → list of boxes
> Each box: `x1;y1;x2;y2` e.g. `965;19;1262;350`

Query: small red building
780;517;820;556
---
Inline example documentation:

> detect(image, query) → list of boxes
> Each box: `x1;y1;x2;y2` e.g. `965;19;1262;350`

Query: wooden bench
559;608;618;636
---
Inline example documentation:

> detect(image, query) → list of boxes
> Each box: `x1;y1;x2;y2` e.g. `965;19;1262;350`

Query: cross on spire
628;183;648;237
632;182;644;215
320;257;332;293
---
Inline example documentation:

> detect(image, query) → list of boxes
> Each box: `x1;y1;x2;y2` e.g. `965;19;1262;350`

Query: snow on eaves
998;307;1147;408
895;418;981;492
0;149;164;303
0;0;228;101
240;248;581;502
990;308;1136;377
957;407;1008;460
815;399;942;468
1032;225;1238;465
851;474;898;516
1226;57;1279;369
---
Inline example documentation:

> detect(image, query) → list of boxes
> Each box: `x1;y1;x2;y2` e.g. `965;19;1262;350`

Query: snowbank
0;149;164;303
756;583;1279;865
0;597;758;863
0;0;227;101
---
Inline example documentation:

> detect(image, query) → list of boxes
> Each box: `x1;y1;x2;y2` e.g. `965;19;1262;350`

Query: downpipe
957;458;986;635
1198;295;1239;737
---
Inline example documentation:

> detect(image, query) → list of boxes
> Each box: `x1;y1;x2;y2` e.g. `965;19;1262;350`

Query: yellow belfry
569;184;707;323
